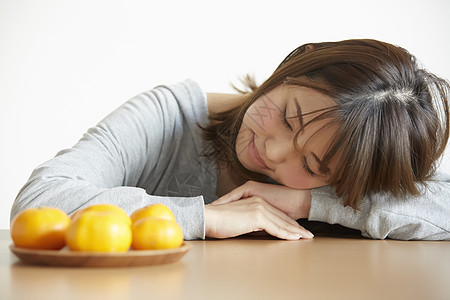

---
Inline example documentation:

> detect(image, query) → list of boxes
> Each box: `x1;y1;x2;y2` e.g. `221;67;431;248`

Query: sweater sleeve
11;80;209;240
308;172;450;240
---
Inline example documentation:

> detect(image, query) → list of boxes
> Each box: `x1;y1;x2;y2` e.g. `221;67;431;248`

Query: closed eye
302;156;316;176
280;106;292;130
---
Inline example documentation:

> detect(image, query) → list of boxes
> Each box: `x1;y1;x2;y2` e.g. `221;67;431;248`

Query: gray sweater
11;80;450;240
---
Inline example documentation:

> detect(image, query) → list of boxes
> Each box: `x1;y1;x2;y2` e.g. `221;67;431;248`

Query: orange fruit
132;217;184;250
11;207;70;250
71;204;131;226
130;203;176;224
66;210;132;252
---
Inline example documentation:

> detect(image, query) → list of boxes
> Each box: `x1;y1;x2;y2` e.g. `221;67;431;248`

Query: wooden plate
10;243;191;268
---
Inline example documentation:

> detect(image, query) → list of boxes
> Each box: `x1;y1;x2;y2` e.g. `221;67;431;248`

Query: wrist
302;190;312;218
204;205;215;238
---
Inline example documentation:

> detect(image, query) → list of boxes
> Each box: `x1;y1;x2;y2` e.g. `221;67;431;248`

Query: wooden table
1;229;449;300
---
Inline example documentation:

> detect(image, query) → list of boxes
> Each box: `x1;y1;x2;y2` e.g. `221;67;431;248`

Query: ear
305;44;315;52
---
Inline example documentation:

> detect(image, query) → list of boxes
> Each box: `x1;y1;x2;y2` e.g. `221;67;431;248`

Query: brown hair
202;39;450;208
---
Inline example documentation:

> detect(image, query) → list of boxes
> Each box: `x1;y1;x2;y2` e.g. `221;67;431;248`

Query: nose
265;137;294;164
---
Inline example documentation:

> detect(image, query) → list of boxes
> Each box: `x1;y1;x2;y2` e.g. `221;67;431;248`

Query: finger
251;197;300;227
249;198;314;239
260;214;314;240
257;214;303;240
212;181;276;206
211;183;250;205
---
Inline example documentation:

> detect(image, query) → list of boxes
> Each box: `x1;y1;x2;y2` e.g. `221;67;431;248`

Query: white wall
1;0;449;229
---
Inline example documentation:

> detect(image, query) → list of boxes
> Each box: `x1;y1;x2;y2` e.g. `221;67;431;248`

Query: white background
1;0;449;229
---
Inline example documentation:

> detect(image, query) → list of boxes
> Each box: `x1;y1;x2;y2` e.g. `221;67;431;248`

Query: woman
11;39;450;240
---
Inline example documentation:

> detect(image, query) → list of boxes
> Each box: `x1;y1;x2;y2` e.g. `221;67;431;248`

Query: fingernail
290;234;302;240
305;231;314;238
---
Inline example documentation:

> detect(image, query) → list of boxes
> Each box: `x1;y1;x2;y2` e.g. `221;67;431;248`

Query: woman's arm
309;172;450;240
212;175;450;241
208;181;314;239
11;81;209;240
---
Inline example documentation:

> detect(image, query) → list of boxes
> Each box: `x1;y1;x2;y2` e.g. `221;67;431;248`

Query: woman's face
236;84;338;189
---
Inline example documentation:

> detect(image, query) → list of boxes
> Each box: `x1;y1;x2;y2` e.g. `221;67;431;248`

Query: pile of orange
10;203;184;252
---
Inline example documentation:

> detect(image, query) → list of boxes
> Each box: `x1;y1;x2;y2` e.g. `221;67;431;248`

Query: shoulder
153;79;206;107
150;80;210;124
153;80;247;116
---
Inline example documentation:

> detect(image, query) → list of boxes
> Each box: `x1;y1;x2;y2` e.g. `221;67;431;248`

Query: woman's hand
212;180;312;220
204;181;314;240
205;197;312;240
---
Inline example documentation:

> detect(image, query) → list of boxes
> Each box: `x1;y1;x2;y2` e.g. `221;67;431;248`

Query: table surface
1;230;449;300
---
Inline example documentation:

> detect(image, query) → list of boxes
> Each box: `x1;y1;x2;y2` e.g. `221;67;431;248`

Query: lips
248;133;268;169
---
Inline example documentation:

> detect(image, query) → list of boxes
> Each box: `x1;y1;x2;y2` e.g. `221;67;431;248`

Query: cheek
244;101;279;132
243;105;261;131
235;125;252;162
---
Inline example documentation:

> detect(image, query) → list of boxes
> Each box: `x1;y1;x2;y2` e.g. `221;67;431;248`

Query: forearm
12;176;206;240
309;175;450;240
